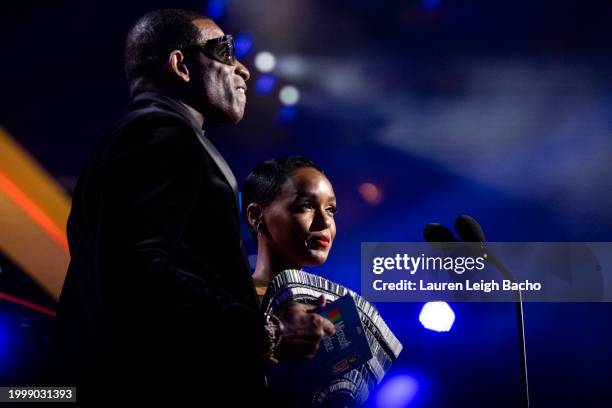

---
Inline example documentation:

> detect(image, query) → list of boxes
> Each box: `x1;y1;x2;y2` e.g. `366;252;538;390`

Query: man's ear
246;203;263;230
167;50;190;83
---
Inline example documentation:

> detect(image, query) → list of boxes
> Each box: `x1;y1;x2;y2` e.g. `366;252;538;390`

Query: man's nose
235;60;250;81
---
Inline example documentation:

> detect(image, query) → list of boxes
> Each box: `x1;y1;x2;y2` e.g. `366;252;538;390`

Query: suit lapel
194;130;241;219
195;130;238;195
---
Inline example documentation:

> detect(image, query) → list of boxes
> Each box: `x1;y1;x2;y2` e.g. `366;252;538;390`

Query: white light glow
254;51;276;73
419;301;455;332
279;85;300;105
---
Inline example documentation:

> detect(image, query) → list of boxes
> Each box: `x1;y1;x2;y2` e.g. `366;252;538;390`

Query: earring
251;220;263;234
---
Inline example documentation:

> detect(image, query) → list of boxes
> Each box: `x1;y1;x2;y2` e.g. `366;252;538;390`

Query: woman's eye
297;203;314;210
326;207;337;215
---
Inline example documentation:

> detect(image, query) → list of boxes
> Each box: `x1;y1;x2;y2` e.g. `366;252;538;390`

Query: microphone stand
423;222;530;407
478;246;530;408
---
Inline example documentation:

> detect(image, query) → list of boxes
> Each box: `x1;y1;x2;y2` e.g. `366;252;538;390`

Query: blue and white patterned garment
261;269;403;408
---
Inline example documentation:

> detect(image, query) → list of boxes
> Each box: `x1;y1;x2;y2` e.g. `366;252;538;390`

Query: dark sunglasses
184;34;236;65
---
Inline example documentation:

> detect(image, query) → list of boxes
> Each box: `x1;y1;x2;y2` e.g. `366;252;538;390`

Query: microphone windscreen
423;223;458;243
454;214;485;243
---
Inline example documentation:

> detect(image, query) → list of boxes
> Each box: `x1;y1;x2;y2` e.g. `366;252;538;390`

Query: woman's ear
246;203;263;232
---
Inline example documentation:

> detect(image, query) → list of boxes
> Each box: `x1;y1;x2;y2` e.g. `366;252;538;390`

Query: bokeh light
421;0;440;11
419;301;455;332
255;74;277;95
279;85;300;106
359;182;382;206
375;374;419;408
254;51;277;73
278;105;298;124
277;55;306;79
205;0;226;20
234;32;254;58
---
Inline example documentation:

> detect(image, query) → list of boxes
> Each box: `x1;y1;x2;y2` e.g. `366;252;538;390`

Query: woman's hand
275;295;336;360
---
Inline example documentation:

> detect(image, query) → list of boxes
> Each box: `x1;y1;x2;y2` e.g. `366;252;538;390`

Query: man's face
189;19;250;124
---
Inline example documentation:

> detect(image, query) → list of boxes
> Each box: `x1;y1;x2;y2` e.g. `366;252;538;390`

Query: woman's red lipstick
308;234;330;248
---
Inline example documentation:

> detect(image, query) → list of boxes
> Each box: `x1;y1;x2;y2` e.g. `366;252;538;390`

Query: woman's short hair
241;156;322;219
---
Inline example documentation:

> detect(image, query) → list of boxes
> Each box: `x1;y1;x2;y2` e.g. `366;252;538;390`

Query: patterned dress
258;269;403;408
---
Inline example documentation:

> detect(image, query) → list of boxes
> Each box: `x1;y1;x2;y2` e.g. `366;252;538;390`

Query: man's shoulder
117;105;194;136
106;106;200;157
118;92;201;134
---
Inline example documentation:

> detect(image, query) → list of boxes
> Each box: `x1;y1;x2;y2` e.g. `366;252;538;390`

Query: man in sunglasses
56;8;333;405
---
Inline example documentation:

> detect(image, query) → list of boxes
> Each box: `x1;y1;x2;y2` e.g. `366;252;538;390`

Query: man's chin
230;111;245;124
210;108;244;125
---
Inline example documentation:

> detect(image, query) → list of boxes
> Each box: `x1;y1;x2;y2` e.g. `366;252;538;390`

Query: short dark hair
124;9;210;88
241;156;322;222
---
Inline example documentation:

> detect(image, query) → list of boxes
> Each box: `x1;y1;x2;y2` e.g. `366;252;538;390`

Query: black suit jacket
56;92;267;404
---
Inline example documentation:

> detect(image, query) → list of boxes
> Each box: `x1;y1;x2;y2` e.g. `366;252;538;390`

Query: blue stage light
255;74;277;95
419;301;455;332
421;0;440;11
0;319;9;364
206;0;226;20
278;105;298;124
234;32;254;58
375;374;419;408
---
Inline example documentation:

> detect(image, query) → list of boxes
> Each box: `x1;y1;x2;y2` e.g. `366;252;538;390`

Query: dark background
1;0;611;406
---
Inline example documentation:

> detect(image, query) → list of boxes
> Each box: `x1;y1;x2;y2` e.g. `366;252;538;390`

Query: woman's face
262;167;337;268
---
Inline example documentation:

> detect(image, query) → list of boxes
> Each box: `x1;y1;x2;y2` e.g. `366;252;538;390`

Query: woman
242;156;402;408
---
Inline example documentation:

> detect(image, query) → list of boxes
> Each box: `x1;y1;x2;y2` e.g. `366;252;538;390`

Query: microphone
454;215;523;287
423;223;458;243
454;214;485;242
454;215;517;283
423;215;530;408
